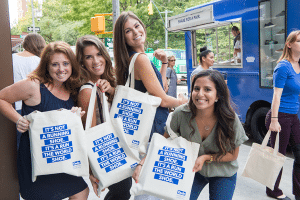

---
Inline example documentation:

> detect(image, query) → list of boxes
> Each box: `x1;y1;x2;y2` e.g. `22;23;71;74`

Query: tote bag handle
125;53;140;89
85;84;110;130
261;130;280;156
165;112;178;140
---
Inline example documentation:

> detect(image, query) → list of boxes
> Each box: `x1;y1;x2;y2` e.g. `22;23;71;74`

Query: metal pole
165;10;167;49
160;10;172;49
31;0;35;33
112;0;120;27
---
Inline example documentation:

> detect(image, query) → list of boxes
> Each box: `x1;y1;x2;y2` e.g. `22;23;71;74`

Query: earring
215;99;218;102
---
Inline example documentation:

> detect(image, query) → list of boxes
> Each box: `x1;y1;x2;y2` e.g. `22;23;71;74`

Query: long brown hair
76;35;116;102
189;70;236;161
278;30;300;63
113;11;146;85
23;33;46;57
28;41;81;100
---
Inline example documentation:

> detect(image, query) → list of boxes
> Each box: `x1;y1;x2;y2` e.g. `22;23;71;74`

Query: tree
11;0;84;45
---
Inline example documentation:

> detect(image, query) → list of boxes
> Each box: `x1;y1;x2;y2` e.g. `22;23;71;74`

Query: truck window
259;0;286;88
193;22;242;68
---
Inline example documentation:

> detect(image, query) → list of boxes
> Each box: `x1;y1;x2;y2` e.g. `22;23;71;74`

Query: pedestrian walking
265;30;300;200
165;55;180;97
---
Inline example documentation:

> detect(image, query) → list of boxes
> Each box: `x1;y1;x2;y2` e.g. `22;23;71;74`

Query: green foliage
11;0;215;47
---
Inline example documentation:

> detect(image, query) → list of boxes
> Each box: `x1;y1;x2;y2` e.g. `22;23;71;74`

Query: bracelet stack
206;155;213;164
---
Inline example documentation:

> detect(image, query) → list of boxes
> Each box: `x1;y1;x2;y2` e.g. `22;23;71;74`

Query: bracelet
271;117;278;118
206;155;213;164
137;164;143;167
16;116;23;126
162;62;168;65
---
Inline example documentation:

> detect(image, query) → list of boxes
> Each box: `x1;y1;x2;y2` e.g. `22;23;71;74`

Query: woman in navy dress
0;41;89;200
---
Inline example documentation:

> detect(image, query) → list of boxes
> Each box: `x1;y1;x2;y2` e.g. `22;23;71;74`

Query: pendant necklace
200;117;210;131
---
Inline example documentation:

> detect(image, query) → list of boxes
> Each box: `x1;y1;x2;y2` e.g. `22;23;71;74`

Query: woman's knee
69;187;89;200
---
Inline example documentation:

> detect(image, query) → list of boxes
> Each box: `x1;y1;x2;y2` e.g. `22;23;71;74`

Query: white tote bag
24;109;89;182
84;85;140;193
242;130;286;190
130;113;200;200
110;53;162;155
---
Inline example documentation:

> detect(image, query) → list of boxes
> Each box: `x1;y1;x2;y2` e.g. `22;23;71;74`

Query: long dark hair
113;11;146;85
28;41;81;101
189;70;236;161
76;35;116;102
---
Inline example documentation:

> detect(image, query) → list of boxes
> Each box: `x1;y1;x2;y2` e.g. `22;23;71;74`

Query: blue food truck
167;0;300;143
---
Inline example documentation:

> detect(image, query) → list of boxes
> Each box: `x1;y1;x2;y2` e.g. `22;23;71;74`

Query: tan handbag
242;130;286;190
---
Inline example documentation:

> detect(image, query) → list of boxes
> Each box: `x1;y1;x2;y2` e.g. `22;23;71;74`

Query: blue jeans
190;172;237;200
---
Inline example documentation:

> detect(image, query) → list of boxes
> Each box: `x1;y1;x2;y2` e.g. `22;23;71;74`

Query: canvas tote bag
24;109;89;182
242;130;286;190
110;53;162;155
130;113;200;200
84;84;140;194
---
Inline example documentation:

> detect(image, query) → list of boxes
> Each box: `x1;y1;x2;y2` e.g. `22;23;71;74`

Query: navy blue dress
18;84;87;200
129;52;169;138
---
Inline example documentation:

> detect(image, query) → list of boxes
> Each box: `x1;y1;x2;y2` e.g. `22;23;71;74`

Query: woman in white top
12;33;46;149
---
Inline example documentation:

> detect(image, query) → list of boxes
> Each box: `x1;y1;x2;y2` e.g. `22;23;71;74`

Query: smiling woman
0;41;89;199
161;70;248;200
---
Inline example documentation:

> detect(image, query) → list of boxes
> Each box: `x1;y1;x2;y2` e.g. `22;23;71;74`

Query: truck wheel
250;107;270;143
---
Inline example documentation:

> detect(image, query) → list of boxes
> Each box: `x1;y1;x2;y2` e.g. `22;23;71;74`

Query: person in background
165;55;181;98
134;70;248;200
190;46;214;83
76;35;130;200
265;30;300;200
0;41;89;199
114;11;188;200
12;33;46;150
231;26;241;63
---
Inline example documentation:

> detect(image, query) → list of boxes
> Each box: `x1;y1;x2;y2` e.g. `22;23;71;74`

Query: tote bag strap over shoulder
125;53;140;89
85;84;110;130
262;130;280;156
165;112;178;140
